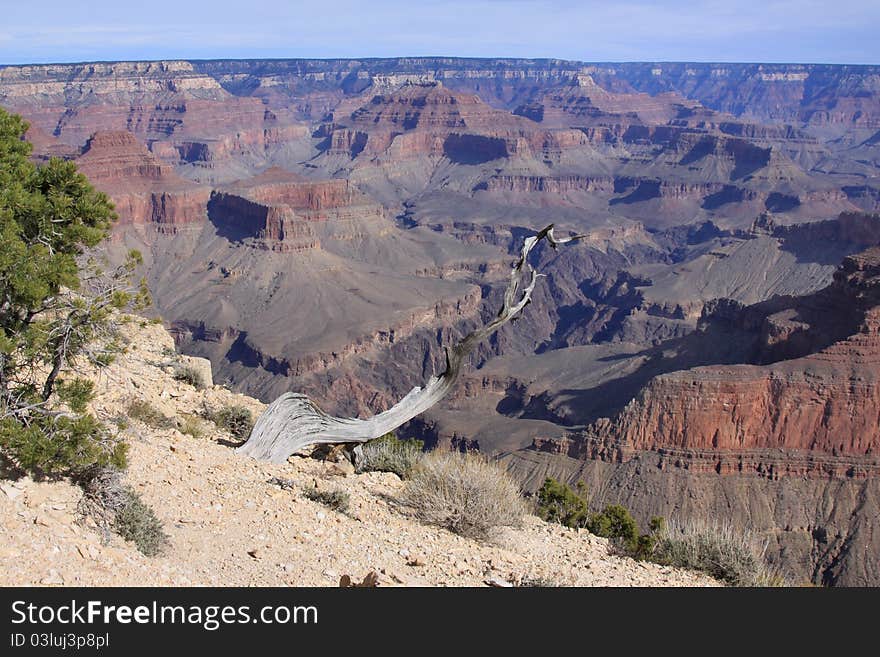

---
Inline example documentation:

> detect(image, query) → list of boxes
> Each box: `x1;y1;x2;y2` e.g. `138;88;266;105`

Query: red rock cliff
76;131;210;232
563;247;880;479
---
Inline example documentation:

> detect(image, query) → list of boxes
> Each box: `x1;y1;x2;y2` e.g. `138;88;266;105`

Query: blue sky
1;0;877;65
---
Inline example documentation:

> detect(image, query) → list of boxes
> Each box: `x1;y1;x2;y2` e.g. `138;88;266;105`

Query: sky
1;0;877;66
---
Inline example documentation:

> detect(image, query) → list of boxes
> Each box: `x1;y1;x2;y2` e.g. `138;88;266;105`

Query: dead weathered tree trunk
237;224;584;463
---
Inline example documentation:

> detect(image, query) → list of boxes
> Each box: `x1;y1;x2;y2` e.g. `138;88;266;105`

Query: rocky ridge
0;319;717;588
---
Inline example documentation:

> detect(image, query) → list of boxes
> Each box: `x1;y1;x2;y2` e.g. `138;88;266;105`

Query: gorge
3;57;879;584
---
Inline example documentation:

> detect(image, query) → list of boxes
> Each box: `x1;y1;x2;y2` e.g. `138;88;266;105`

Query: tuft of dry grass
303;487;350;514
126;400;174;429
179;414;206;440
398;451;526;540
173;365;206;389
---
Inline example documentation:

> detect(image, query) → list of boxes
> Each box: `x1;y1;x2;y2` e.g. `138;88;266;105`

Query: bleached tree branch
237;224;585;463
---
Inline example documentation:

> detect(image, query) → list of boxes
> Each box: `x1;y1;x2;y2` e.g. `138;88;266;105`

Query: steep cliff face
568;247;880;469
593;63;880;134
513;248;880;584
348;82;501;130
0;60;224;101
5;59;879;132
318;81;590;167
306;75;847;226
0;62;311;181
514;74;696;126
176;59;880;128
206;167;387;251
477;174;615;195
75;131;210;231
77;131;172;182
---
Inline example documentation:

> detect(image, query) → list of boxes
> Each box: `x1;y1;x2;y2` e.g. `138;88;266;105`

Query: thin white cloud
0;0;877;64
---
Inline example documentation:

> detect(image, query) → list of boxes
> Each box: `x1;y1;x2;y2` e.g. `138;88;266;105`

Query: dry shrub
126;400;174;429
358;434;424;478
653;519;786;587
79;467;168;556
207;405;253;442
173;365;206;389
399;451;526;540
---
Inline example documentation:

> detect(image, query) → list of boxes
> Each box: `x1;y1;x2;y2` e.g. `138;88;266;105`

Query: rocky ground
0;318;717;587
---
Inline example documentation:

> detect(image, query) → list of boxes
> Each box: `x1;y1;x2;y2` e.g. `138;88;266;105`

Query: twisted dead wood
237;224;585;463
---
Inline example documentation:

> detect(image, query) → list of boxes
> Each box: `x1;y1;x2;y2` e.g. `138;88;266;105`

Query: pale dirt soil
0;319;719;587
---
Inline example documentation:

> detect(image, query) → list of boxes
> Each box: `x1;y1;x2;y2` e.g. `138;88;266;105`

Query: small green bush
618;516;666;560
113;488;169;556
399;451;526;540
587;504;640;549
530;475;779;586
534;482;666;561
535;477;590;528
358;433;424;477
303;487;350;514
208;405;253;442
127;400;174;429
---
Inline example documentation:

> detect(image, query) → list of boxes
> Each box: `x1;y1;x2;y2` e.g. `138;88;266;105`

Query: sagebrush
79;467;168;557
113;489;169;556
358;433;424;477
207;405;253;442
651;519;785;587
399;451;526;540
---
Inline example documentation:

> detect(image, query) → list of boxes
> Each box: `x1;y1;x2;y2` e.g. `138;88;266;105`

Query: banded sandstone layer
510;248;880;585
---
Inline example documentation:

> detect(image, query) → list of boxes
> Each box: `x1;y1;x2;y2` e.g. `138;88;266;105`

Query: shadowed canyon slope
3;57;880;585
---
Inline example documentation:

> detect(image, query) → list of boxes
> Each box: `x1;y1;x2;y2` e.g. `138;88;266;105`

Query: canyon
2;57;879;585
